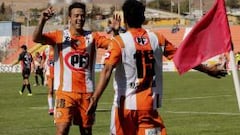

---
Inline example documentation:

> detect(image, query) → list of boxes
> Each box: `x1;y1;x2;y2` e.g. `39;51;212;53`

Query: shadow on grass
96;109;111;112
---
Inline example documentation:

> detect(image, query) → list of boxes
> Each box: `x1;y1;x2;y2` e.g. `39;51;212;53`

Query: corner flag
173;0;231;74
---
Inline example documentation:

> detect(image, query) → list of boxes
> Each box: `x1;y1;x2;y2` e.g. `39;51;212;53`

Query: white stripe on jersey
110;106;116;135
84;34;94;93
62;30;72;92
148;31;163;108
54;44;60;91
117;31;138;110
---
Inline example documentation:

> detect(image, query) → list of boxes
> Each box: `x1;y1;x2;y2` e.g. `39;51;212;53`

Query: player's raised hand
41;7;55;22
110;14;122;35
112;14;121;31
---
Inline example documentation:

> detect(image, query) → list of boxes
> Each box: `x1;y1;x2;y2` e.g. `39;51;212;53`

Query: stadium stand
230;25;240;51
2;25;240;64
2;36;46;64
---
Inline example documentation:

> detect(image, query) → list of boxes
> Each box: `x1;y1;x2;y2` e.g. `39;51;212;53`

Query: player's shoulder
43;30;63;43
19;51;24;56
19;52;25;59
45;29;62;35
91;31;109;38
112;35;125;48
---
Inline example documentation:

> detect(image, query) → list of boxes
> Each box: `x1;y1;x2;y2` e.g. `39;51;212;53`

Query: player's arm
11;60;20;67
33;7;55;44
193;64;227;78
158;33;227;78
11;61;19;67
11;54;22;66
111;14;122;36
155;32;177;60
87;39;122;115
93;32;112;49
94;14;122;49
87;64;114;115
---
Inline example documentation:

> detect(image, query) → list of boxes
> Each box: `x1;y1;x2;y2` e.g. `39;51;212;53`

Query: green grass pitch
0;72;240;135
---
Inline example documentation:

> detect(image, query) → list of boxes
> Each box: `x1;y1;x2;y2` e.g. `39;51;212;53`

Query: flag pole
229;42;240;111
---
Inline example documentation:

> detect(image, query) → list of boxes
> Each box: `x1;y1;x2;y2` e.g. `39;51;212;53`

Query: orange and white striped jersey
105;28;177;110
42;45;54;78
43;29;110;93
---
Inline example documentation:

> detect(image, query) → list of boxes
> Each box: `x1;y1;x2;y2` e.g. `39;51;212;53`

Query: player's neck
70;27;84;36
128;27;143;31
126;24;142;31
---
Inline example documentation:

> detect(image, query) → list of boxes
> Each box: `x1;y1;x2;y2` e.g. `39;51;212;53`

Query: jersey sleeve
42;30;61;45
93;32;112;49
18;53;23;61
104;36;122;67
156;32;177;60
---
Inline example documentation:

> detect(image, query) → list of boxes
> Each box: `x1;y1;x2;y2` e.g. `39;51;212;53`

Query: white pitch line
163;95;232;101
29;95;232;108
30;106;48;110
96;108;111;112
81;95;233;105
30;106;112;112
98;103;112;105
165;111;240;116
29;107;240;116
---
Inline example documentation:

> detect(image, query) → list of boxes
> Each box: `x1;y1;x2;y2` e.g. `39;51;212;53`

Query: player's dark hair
21;45;27;50
68;2;86;17
122;0;145;28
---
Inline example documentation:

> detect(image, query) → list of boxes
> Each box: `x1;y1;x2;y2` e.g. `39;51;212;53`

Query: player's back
113;28;163;110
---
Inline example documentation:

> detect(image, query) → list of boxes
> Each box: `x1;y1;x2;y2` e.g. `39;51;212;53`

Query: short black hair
122;0;145;28
21;45;27;50
68;2;86;17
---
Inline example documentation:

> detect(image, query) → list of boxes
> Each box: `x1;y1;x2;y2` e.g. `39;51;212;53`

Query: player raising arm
33;2;120;135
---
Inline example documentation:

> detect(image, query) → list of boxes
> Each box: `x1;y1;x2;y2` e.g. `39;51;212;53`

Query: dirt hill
0;0;124;11
0;0;217;12
0;0;49;11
